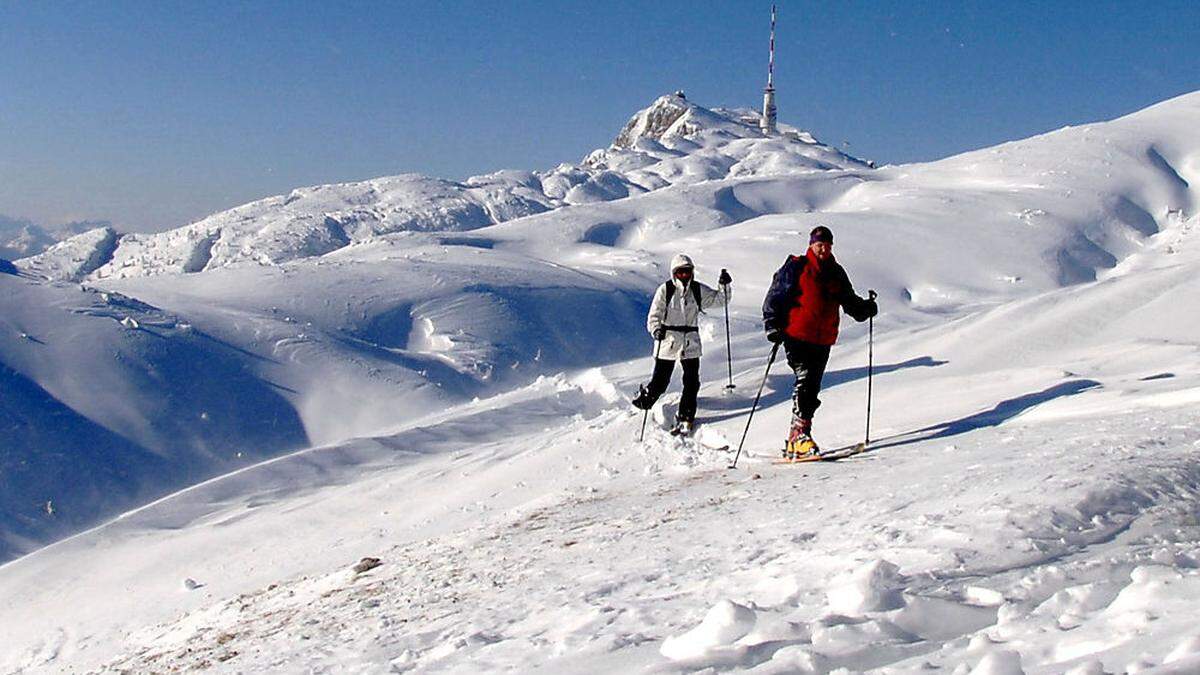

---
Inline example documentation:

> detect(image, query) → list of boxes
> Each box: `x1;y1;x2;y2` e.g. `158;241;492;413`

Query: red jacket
762;249;872;346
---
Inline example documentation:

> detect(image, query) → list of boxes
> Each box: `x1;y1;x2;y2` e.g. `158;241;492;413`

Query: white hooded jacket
646;254;731;360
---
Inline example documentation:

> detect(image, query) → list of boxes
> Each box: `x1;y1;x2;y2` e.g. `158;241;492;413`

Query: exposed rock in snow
352;557;383;574
613;92;717;148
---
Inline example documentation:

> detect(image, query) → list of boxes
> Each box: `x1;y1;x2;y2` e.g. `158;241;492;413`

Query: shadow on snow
694;356;948;424
868;379;1103;451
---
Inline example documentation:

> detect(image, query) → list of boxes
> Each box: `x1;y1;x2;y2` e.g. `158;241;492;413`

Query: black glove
653;326;667;341
765;327;784;344
846;293;879;322
863;298;878;319
718;269;732;286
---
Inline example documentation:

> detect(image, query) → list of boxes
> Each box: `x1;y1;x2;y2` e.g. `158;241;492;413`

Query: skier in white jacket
631;253;732;435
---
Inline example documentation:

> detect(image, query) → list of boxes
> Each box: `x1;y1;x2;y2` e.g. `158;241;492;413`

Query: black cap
809;225;833;245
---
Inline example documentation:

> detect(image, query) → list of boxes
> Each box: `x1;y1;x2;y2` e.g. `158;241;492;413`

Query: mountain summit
612;92;762;148
16;94;864;282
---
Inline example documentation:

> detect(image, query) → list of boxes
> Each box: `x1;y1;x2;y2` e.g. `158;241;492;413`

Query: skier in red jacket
761;225;877;459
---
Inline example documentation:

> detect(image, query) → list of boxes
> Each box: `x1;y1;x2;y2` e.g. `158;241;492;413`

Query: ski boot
631;385;654;410
782;417;820;461
670;418;694;437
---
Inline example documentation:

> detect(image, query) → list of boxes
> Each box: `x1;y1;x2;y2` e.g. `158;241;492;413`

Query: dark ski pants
644;357;701;422
783;339;831;421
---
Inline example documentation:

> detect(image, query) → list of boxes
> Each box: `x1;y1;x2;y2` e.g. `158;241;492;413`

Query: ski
771;442;869;464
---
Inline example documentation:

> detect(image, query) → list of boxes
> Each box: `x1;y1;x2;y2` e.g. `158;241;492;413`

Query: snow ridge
18;94;865;281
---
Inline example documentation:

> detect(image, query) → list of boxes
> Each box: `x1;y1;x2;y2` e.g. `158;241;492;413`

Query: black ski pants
643;357;701;422
783;338;831;421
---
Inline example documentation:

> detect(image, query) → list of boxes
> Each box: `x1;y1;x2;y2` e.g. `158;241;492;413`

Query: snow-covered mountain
0;216;104;261
2;91;1200;673
16;94;866;282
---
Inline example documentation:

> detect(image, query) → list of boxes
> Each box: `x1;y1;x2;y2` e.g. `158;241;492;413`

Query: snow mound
659;599;757;662
969;649;1026;675
827;559;907;614
566;368;621;404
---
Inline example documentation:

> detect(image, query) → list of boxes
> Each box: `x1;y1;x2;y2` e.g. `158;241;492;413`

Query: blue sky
2;1;1198;232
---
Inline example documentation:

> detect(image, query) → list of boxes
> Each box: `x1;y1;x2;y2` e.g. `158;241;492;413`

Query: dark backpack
663;280;705;314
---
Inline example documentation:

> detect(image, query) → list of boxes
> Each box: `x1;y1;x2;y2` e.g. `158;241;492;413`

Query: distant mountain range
0;215;113;260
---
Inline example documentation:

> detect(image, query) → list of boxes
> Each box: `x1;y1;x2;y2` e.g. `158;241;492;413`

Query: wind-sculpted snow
0;275;308;560
15;225;120;282
0;361;173;560
95;241;652;442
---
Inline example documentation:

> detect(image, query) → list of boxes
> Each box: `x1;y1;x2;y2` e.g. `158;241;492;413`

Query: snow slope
1;91;1200;673
0;277;308;560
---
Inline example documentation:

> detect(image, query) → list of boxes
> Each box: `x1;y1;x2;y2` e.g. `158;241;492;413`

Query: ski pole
638;336;663;443
722;273;735;391
728;341;780;469
865;290;876;446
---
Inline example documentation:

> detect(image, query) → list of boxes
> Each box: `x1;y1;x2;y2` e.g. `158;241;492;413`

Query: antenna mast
760;4;778;134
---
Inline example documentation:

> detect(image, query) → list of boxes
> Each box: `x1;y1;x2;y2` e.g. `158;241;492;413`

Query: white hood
670;253;694;273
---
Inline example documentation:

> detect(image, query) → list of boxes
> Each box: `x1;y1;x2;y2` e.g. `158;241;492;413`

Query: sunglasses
673;268;694;277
